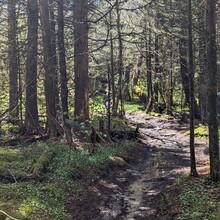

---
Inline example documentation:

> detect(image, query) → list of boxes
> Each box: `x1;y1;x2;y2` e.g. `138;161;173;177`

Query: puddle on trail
121;149;172;220
98;147;178;220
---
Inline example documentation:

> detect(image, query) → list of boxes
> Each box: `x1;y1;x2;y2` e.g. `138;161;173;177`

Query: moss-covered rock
109;156;127;167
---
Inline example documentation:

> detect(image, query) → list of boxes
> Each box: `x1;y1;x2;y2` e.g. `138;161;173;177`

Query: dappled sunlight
0;148;21;159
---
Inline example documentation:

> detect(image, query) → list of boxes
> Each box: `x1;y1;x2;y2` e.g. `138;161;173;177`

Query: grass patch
185;124;208;138
0;140;135;219
148;111;161;117
124;100;145;114
161;174;220;220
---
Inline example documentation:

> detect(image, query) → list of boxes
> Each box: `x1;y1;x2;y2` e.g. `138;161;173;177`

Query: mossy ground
0;139;135;220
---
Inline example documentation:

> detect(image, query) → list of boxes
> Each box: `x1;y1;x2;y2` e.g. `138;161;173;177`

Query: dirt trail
68;113;208;220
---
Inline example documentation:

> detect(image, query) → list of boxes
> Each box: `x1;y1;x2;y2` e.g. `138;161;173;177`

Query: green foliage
90;96;106;117
148;111;160;117
60;142;134;180
0;143;68;220
0;182;67;220
177;178;220;220
0;140;135;219
185;124;208;138
7;124;20;134
124;99;145;113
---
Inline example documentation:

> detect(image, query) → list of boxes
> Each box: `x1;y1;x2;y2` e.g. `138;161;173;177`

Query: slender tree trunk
179;39;190;105
146;27;153;111
115;0;124;117
166;38;173;115
110;11;116;114
198;1;208;124
57;0;72;144
133;55;142;87
188;0;197;176
57;0;68;120
39;0;59;136
154;34;159;107
8;0;18;118
74;0;89;121
107;65;111;132
179;39;200;119
206;0;219;181
49;0;59;108
124;65;131;101
25;0;39;131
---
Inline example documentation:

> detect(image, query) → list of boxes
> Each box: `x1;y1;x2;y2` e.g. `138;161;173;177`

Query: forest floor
67;112;209;220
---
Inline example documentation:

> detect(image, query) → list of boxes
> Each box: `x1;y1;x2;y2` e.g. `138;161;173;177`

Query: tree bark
206;0;219;181
25;0;39;131
8;0;18;118
49;0;59;108
154;34;159;106
198;1;208;124
146;26;153;111
179;39;200;119
109;11;116;114
57;0;69;120
74;0;89;121
115;0;124;117
39;0;59;136
188;0;197;176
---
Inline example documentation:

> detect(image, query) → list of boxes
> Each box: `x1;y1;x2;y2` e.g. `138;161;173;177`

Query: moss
148;111;160;117
109;156;127;167
32;150;57;177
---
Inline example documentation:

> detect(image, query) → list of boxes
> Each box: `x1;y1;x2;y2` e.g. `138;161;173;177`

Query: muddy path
68;113;208;220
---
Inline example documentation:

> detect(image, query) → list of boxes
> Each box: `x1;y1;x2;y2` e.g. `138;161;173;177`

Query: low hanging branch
0;210;18;220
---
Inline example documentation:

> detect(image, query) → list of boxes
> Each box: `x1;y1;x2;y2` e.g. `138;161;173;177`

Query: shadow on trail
71;141;191;220
68;115;207;220
115;142;190;220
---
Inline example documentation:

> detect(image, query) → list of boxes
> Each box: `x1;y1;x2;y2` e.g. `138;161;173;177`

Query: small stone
138;207;149;211
116;177;127;183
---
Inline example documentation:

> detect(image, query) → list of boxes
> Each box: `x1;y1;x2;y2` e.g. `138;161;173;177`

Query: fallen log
0;134;49;146
31;148;57;177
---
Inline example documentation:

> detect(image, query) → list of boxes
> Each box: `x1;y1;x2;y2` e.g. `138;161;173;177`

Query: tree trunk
188;0;197;176
133;55;142;87
115;0;124;117
198;1;208;124
8;0;18;118
110;11;116;114
154;34;159;107
57;0;72;144
206;0;219;181
146;27;153;111
39;0;59;136
25;0;39;131
49;0;59;108
124;65;131;101
179;39;200;119
74;0;89;121
57;0;69;121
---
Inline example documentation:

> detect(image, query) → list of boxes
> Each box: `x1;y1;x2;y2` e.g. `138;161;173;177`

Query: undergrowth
0;99;144;219
178;177;220;220
162;175;220;220
0;140;134;220
124;99;145;114
185;124;208;138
